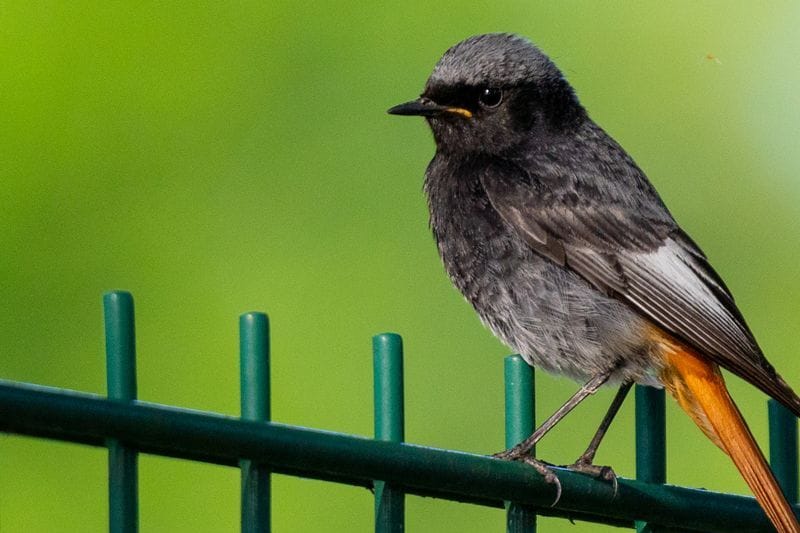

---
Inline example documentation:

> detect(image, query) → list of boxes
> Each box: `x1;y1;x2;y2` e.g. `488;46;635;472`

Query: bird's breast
424;155;658;384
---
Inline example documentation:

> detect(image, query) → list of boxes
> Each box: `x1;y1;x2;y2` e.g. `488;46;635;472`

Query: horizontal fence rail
0;290;798;532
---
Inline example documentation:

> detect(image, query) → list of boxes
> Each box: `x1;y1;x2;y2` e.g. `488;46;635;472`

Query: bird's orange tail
659;341;799;533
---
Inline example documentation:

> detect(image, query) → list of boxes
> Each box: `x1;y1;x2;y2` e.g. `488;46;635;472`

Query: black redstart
388;33;800;532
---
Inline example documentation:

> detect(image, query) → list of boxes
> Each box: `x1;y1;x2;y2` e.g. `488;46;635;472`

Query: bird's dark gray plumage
390;33;800;416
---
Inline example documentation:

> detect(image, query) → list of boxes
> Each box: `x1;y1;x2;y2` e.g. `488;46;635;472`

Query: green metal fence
0;290;797;532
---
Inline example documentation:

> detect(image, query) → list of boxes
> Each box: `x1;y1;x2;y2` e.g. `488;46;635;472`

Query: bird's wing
479;160;798;412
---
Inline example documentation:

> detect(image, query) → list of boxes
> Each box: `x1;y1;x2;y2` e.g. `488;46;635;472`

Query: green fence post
635;386;666;533
504;355;536;533
104;290;139;533
769;399;798;504
240;312;271;533
373;333;405;533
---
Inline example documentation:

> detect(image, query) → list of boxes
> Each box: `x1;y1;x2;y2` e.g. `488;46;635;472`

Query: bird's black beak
388;98;472;119
388;98;445;117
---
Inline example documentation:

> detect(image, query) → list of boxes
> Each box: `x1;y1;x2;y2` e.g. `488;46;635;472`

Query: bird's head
389;33;586;154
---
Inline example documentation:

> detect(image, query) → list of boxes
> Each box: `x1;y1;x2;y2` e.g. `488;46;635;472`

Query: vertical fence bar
635;386;666;533
104;290;139;533
769;399;798;503
373;333;405;533
240;312;271;533
504;355;536;533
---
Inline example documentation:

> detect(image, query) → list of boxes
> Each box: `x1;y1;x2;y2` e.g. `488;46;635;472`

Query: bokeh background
2;2;799;531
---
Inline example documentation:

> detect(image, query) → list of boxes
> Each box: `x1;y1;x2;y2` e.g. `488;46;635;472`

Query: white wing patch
618;240;755;362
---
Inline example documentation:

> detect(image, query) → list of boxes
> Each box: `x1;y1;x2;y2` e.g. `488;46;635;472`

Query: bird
388;33;800;532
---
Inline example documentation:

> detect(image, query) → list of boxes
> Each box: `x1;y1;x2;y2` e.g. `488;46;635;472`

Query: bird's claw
493;451;562;506
564;460;619;497
522;456;562;506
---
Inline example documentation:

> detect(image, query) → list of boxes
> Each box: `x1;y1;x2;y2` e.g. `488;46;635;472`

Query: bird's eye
479;87;503;108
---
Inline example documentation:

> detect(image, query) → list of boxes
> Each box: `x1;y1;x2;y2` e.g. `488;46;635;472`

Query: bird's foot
563;459;618;496
493;450;562;506
493;444;532;461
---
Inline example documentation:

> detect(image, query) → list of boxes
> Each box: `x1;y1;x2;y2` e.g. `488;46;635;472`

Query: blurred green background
2;2;799;531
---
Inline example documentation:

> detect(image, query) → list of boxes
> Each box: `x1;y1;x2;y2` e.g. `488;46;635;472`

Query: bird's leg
493;369;616;506
494;369;614;461
565;381;632;491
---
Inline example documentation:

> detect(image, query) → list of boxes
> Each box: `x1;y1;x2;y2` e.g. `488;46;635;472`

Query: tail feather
660;344;799;533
